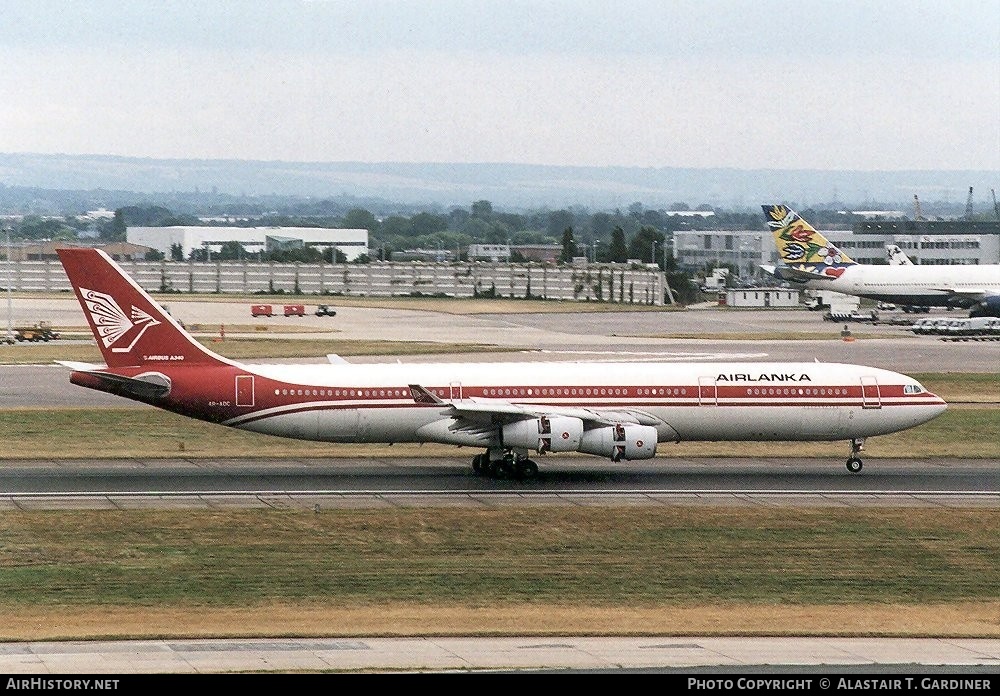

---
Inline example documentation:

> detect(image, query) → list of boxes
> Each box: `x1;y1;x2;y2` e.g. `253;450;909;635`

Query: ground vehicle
283;304;305;317
910;318;937;335
315;305;337;317
698;268;730;293
251;304;274;317
14;322;60;342
823;310;878;323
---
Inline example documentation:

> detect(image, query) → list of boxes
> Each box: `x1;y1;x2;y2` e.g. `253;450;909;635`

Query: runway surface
3;636;1000;674
2;457;999;510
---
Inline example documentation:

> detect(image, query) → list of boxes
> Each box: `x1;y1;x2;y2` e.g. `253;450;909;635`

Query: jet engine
578;424;658;461
970;295;1000;318
502;415;583;453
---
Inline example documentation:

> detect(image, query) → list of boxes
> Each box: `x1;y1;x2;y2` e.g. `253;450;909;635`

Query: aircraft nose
925;392;948;419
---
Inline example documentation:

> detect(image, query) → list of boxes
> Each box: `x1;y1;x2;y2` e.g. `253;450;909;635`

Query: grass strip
0;507;998;639
0;407;997;459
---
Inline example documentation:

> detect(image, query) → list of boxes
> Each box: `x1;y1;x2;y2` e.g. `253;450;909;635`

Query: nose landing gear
846;438;865;473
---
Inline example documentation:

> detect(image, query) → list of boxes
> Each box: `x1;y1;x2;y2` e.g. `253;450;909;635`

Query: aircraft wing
931;288;991;301
408;384;664;427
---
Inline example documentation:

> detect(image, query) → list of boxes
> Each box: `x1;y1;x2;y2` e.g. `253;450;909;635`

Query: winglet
408;384;445;404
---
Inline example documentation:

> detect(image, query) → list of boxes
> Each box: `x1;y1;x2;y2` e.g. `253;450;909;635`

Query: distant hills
1;152;997;214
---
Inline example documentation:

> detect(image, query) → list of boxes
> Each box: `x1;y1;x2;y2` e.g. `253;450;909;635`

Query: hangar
127;226;369;261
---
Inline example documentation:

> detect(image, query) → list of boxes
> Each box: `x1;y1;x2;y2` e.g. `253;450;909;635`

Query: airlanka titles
716;373;812;382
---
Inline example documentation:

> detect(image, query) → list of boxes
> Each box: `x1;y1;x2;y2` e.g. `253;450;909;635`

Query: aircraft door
449;381;463;400
698;376;718;406
235;374;255;407
860;375;882;409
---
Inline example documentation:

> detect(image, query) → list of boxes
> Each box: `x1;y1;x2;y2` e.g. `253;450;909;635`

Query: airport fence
2;260;668;305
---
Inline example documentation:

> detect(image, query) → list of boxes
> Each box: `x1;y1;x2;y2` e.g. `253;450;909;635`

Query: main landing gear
846;438;865;473
472;449;539;480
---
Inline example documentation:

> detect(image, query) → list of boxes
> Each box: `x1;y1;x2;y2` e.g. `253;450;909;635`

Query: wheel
471;453;485;474
482;458;499;478
846;457;863;473
516;459;539;480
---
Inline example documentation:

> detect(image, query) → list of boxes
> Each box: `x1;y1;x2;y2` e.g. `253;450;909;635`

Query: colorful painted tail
58;248;228;369
762;205;856;276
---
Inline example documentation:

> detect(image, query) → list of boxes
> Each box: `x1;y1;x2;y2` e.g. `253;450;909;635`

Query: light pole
651;240;657;266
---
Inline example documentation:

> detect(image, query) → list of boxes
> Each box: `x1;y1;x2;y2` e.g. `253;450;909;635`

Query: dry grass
4;603;999;642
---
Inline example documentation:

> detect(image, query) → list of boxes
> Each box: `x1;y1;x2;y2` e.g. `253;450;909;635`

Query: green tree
548;210;574;240
217;241;245;260
628;225;665;266
342;208;378;232
471;200;493;219
607;226;628;263
409;212;448;237
559;227;577;263
102;209;127;242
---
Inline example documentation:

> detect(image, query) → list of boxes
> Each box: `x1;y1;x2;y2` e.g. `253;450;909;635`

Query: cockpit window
903;384;925;395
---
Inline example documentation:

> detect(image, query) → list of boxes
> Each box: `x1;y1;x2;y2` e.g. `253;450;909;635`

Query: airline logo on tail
80;287;161;353
763;204;855;278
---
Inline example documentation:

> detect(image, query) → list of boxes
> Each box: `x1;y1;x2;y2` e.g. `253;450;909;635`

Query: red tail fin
58;248;228;369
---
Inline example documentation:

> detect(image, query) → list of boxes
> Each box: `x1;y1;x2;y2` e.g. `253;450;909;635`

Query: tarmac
2;636;1000;674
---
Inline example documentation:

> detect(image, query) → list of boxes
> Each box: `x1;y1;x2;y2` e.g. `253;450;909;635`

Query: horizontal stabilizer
69;370;171;402
56;360;106;371
775;265;836;283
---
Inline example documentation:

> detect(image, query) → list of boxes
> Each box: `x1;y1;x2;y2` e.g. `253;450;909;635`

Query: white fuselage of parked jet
779;263;1000;309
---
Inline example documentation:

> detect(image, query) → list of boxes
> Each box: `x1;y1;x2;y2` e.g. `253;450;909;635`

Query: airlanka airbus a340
57;248;946;476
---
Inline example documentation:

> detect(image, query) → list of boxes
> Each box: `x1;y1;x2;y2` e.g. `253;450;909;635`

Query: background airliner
58;248;946;475
762;205;1000;317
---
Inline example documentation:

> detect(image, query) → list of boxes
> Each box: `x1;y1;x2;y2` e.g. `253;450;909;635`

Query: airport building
673;219;1000;278
127;226;369;261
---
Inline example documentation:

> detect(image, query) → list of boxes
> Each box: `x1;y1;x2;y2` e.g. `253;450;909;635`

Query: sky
1;0;998;171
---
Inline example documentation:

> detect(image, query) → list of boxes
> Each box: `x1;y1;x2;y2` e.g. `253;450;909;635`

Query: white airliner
57;248;947;475
762;205;1000;317
886;244;914;266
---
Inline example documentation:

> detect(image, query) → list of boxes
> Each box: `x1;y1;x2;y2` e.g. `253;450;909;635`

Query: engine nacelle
502;416;583;453
970;295;1000;318
578;424;658;461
